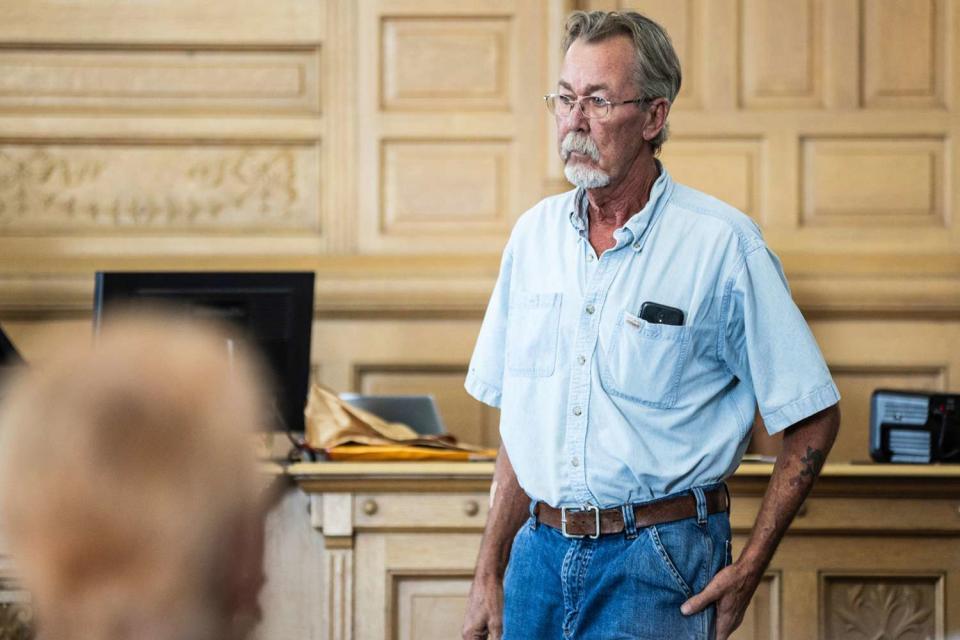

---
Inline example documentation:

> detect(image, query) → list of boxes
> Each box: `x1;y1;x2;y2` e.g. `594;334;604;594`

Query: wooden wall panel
0;142;322;232
381;17;511;111
660;138;763;221
801;138;946;228
392;574;472;640
741;0;823;108
0;48;321;114
862;0;947;109
381;140;511;235
356;0;546;254
821;575;943;640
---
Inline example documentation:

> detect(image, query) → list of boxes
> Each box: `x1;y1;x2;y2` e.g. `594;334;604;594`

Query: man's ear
642;98;671;143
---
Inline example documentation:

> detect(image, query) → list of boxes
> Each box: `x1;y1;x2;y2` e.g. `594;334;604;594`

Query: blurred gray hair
563;10;682;154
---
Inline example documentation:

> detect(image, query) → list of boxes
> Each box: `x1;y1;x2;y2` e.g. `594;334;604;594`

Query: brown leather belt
534;487;729;538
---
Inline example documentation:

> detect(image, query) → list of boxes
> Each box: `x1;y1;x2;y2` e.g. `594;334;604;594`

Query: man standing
462;10;840;640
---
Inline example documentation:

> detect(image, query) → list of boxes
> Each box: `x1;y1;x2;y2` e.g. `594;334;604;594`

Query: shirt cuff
761;380;841;435
465;371;502;408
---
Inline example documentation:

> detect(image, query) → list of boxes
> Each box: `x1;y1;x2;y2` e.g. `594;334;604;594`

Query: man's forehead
559;35;636;94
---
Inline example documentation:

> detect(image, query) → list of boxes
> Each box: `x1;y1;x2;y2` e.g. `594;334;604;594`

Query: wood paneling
862;0;946;109
0;48;321;113
0;142;322;233
801;138;946;228
393;574;472;640
822;575;943;640
741;0;822;108
355;0;545;254
381;140;511;235
660;138;763;221
381;17;511;111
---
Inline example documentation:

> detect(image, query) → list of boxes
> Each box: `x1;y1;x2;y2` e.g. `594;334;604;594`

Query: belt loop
528;499;540;530
621;503;638;539
723;482;732;513
692;487;708;526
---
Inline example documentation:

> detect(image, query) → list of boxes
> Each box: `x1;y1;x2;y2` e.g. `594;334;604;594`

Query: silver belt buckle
561;505;601;539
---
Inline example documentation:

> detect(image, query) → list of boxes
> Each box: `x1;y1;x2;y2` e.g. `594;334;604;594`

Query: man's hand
680;559;762;640
461;574;504;640
680;402;840;639
462;447;528;640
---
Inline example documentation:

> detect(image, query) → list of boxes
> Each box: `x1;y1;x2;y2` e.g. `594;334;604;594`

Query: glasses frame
544;93;649;120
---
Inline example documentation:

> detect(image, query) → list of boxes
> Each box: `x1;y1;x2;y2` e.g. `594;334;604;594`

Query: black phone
638;301;685;326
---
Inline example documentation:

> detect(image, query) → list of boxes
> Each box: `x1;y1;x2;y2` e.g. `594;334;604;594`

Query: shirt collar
567;160;673;252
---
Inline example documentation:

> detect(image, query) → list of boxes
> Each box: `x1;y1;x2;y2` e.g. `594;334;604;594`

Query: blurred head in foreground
0;309;270;640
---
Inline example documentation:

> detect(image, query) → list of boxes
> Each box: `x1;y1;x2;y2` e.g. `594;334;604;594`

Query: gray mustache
561;133;601;162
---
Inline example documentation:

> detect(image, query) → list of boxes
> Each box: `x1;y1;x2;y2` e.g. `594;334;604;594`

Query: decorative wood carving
824;577;939;640
0;144;320;231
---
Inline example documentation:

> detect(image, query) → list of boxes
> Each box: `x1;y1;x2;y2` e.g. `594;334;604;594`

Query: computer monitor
93;272;314;433
0;325;23;367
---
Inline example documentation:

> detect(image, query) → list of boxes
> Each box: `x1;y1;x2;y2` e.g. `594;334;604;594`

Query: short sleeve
465;243;513;408
721;245;840;434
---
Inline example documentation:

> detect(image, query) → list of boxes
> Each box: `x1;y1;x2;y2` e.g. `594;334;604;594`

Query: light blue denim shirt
465;166;840;508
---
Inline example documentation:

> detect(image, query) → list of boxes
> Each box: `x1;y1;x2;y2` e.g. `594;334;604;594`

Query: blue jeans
502;488;732;640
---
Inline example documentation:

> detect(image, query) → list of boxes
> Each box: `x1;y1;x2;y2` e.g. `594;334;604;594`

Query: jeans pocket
600;311;690;408
649;518;718;600
506;292;562;377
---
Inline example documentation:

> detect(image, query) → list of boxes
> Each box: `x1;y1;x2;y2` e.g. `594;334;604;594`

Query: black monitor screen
93;272;314;433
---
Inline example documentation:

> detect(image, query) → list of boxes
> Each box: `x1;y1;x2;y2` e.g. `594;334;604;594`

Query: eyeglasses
544;93;648;120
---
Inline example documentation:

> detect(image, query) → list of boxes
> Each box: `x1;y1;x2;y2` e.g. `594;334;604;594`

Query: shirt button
587;254;595;262
585;304;595;315
571;457;580;467
577;355;586;365
572;406;582;416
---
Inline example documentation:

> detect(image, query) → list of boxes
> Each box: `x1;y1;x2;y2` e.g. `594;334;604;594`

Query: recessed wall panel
660;139;762;221
0;48;321;113
381;140;509;234
381;17;511;111
741;0;822;108
801;138;945;227
822;575;941;639
862;0;945;108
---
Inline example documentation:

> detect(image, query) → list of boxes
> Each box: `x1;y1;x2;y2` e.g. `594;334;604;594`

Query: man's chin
564;163;611;189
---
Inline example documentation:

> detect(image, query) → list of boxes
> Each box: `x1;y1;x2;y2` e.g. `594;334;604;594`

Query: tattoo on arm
789;446;825;488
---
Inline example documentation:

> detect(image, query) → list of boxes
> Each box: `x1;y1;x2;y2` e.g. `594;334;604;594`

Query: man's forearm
473;446;529;580
738;404;841;577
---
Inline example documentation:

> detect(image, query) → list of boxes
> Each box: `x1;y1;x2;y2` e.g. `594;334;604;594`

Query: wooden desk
282;462;960;639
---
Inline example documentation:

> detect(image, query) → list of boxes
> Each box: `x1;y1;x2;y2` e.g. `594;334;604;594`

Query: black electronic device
639;301;685;326
0;325;23;367
94;271;314;433
870;389;960;463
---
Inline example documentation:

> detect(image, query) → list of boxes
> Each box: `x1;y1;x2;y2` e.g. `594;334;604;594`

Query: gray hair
563;11;682;154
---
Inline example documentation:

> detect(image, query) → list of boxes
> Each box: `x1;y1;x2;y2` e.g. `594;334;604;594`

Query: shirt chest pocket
600;310;690;409
506;292;562;377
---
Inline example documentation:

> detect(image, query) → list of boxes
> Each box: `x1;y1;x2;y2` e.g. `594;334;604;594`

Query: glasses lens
582;97;609;120
546;95;574;116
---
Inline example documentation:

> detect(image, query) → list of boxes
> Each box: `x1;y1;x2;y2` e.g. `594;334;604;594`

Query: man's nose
562;101;590;133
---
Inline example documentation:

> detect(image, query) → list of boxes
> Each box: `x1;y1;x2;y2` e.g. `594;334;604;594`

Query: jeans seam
647;525;693;598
